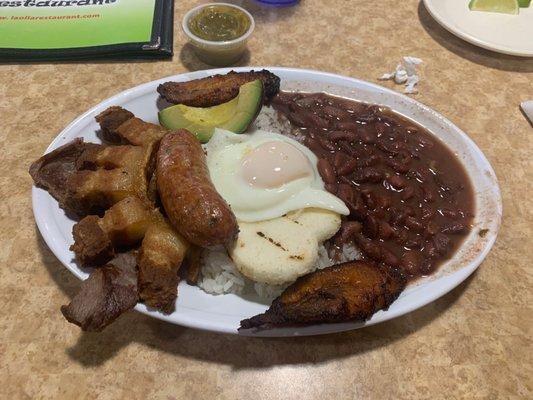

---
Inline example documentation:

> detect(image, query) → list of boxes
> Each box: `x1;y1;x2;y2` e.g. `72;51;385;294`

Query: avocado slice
158;79;263;142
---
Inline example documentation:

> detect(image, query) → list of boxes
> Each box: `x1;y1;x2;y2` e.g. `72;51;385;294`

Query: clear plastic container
182;3;255;66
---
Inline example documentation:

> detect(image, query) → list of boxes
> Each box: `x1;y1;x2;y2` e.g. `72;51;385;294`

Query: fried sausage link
156;130;238;247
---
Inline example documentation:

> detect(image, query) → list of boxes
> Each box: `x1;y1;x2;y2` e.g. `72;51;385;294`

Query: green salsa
188;5;251;42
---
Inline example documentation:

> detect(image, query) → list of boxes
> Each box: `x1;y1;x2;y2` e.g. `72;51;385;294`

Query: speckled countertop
1;0;532;398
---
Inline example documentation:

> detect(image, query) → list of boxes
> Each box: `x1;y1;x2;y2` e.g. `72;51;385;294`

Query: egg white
204;128;349;222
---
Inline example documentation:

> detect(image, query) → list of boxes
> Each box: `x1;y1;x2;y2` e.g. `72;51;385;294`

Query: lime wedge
518;0;530;7
469;0;519;14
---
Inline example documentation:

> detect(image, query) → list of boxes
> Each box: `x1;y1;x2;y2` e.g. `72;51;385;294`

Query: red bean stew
272;92;475;279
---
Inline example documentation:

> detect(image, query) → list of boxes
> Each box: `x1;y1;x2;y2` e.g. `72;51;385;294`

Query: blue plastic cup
254;0;299;6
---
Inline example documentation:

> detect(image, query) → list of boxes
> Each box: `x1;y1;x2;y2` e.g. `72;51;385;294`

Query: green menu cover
0;0;174;61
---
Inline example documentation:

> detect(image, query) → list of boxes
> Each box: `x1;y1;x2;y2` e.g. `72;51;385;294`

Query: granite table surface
0;0;532;398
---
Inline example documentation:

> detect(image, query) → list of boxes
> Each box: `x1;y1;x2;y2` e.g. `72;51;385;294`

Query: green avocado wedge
158;79;264;143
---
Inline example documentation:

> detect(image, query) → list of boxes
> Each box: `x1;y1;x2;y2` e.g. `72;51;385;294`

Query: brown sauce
272;92;475;279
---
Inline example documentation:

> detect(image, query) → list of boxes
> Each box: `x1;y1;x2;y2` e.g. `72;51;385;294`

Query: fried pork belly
239;261;406;330
29;139;99;215
71;196;153;267
157;70;281;107
138;215;189;313
96;106;168;146
67;143;155;216
76;143;154;171
61;253;138;332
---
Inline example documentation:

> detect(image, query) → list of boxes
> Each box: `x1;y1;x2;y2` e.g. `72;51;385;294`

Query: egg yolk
240;141;313;189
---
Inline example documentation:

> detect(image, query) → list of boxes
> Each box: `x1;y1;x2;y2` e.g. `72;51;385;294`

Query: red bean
413;167;432;182
357;125;376;144
381;247;400;266
421;204;435;220
337;158;358;176
374;192;391;209
441;221;468;234
377;137;406;154
329;130;356;142
422;185;436;203
355;235;382;261
323;105;351;120
378;221;395;239
318;136;336;151
303;136;324;155
333;152;349;170
334;121;359;131
307;113;330;129
404;236;423;249
402;251;421;275
337;184;355;208
339;221;362;242
338;141;357;155
352;168;383;183
419;260;436;275
288;111;308;127
439;208;461;219
390;208;406;225
433;233;450;255
356;154;379;168
401;185;415;200
423;241;438;258
394;228;409;244
317;158;336;184
387;173;407;189
361;190;376;210
405;216;424;232
426;221;440;236
325;182;338;194
374;122;391;136
386;153;412;173
363;215;379;238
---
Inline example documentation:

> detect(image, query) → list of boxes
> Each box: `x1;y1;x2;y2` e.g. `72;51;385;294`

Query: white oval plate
424;0;533;57
32;67;502;337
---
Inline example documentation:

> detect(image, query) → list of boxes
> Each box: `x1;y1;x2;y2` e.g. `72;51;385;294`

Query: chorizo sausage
157;130;238;247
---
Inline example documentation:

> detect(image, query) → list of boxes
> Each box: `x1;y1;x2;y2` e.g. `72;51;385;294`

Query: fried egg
204;128;349;222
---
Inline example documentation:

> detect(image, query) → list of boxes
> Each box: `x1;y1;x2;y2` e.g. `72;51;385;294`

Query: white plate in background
32;67;502;336
424;0;533;57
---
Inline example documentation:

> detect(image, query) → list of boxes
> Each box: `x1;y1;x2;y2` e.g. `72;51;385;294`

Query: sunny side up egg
204;128;350;285
204;128;349;222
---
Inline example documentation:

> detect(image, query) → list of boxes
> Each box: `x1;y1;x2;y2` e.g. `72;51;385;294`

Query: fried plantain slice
239;261;406;330
157;70;280;107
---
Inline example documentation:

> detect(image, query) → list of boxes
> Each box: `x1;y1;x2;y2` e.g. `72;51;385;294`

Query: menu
0;0;174;61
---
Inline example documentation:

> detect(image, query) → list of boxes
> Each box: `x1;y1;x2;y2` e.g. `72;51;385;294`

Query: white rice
197;244;361;300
